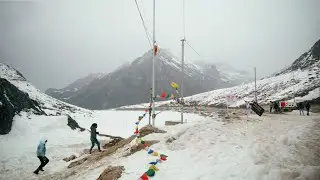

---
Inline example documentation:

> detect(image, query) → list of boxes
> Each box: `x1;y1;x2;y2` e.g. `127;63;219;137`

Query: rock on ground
97;166;125;180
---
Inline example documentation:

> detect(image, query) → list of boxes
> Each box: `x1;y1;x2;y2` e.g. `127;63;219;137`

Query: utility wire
186;40;204;60
134;0;152;47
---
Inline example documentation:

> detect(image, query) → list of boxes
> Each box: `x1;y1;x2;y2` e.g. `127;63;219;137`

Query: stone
63;155;77;162
97;166;125;180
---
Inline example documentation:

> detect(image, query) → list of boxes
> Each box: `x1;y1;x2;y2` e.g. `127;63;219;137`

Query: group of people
269;100;311;115
269;101;281;113
297;101;311;116
33;123;101;175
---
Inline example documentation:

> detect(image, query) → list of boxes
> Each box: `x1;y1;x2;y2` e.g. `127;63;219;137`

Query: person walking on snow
244;101;251;116
269;101;273;113
298;102;304;116
89;123;101;154
305;102;311;116
33;139;49;174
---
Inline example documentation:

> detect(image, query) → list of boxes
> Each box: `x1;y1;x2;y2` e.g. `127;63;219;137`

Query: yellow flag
149;165;159;171
152;151;159;156
171;82;179;89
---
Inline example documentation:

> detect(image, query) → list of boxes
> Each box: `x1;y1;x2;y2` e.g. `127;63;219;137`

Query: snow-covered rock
0;62;91;116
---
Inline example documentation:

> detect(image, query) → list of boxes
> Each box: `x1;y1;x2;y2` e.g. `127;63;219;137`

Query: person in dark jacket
305;102;311;116
34;139;49;174
89;123;101;154
273;101;280;113
298;102;304;116
269;101;273;113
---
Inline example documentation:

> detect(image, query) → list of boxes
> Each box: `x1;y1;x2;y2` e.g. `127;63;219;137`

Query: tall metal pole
149;88;152;125
293;72;296;103
181;39;185;124
151;0;156;127
254;67;257;102
180;0;186;124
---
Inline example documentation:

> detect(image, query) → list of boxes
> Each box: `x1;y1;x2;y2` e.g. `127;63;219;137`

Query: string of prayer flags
134;97;168;179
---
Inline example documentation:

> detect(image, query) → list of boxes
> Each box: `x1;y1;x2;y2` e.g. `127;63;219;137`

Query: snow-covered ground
0;110;202;180
119;111;320;180
182;68;319;107
1;109;319;180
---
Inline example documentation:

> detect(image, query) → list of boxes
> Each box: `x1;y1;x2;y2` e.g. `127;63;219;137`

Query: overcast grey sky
0;0;319;91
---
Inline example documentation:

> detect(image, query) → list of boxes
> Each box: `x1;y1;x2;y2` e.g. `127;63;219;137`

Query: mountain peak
0;63;26;81
46;48;238;109
278;39;320;75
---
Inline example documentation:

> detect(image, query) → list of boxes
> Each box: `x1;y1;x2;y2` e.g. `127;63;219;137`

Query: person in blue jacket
33;139;49;174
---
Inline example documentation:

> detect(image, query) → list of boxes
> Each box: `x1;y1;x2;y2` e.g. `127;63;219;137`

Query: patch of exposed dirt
97;166;125;180
123;140;160;157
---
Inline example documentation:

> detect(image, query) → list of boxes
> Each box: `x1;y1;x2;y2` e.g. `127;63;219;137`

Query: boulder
97;166;125;180
166;137;177;143
68;157;87;168
139;125;167;137
67;115;85;132
63;155;77;162
0;78;44;134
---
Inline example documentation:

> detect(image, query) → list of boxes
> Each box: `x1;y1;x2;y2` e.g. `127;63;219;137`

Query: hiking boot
40;168;44;171
33;170;39;174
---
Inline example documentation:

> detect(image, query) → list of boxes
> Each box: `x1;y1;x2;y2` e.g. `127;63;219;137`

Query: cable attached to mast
134;0;152;48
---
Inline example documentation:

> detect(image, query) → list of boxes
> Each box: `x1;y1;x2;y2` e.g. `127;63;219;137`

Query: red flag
154;44;158;55
140;173;149;180
161;91;166;99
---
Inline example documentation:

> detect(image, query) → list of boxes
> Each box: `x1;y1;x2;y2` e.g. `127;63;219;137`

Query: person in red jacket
280;101;286;112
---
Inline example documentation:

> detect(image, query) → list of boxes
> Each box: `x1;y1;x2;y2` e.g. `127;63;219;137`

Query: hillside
0;62;91;134
46;49;238;110
182;39;320;107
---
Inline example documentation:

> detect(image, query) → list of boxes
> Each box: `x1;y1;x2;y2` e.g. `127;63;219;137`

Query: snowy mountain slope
182;39;320;107
45;73;106;101
184;68;320;107
46;49;232;110
195;61;253;84
0;62;91;115
277;39;320;75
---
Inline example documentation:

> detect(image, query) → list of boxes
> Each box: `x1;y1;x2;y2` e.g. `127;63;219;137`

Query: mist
0;0;319;91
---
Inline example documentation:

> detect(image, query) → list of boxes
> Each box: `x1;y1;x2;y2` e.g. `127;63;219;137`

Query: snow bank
0;110;204;180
